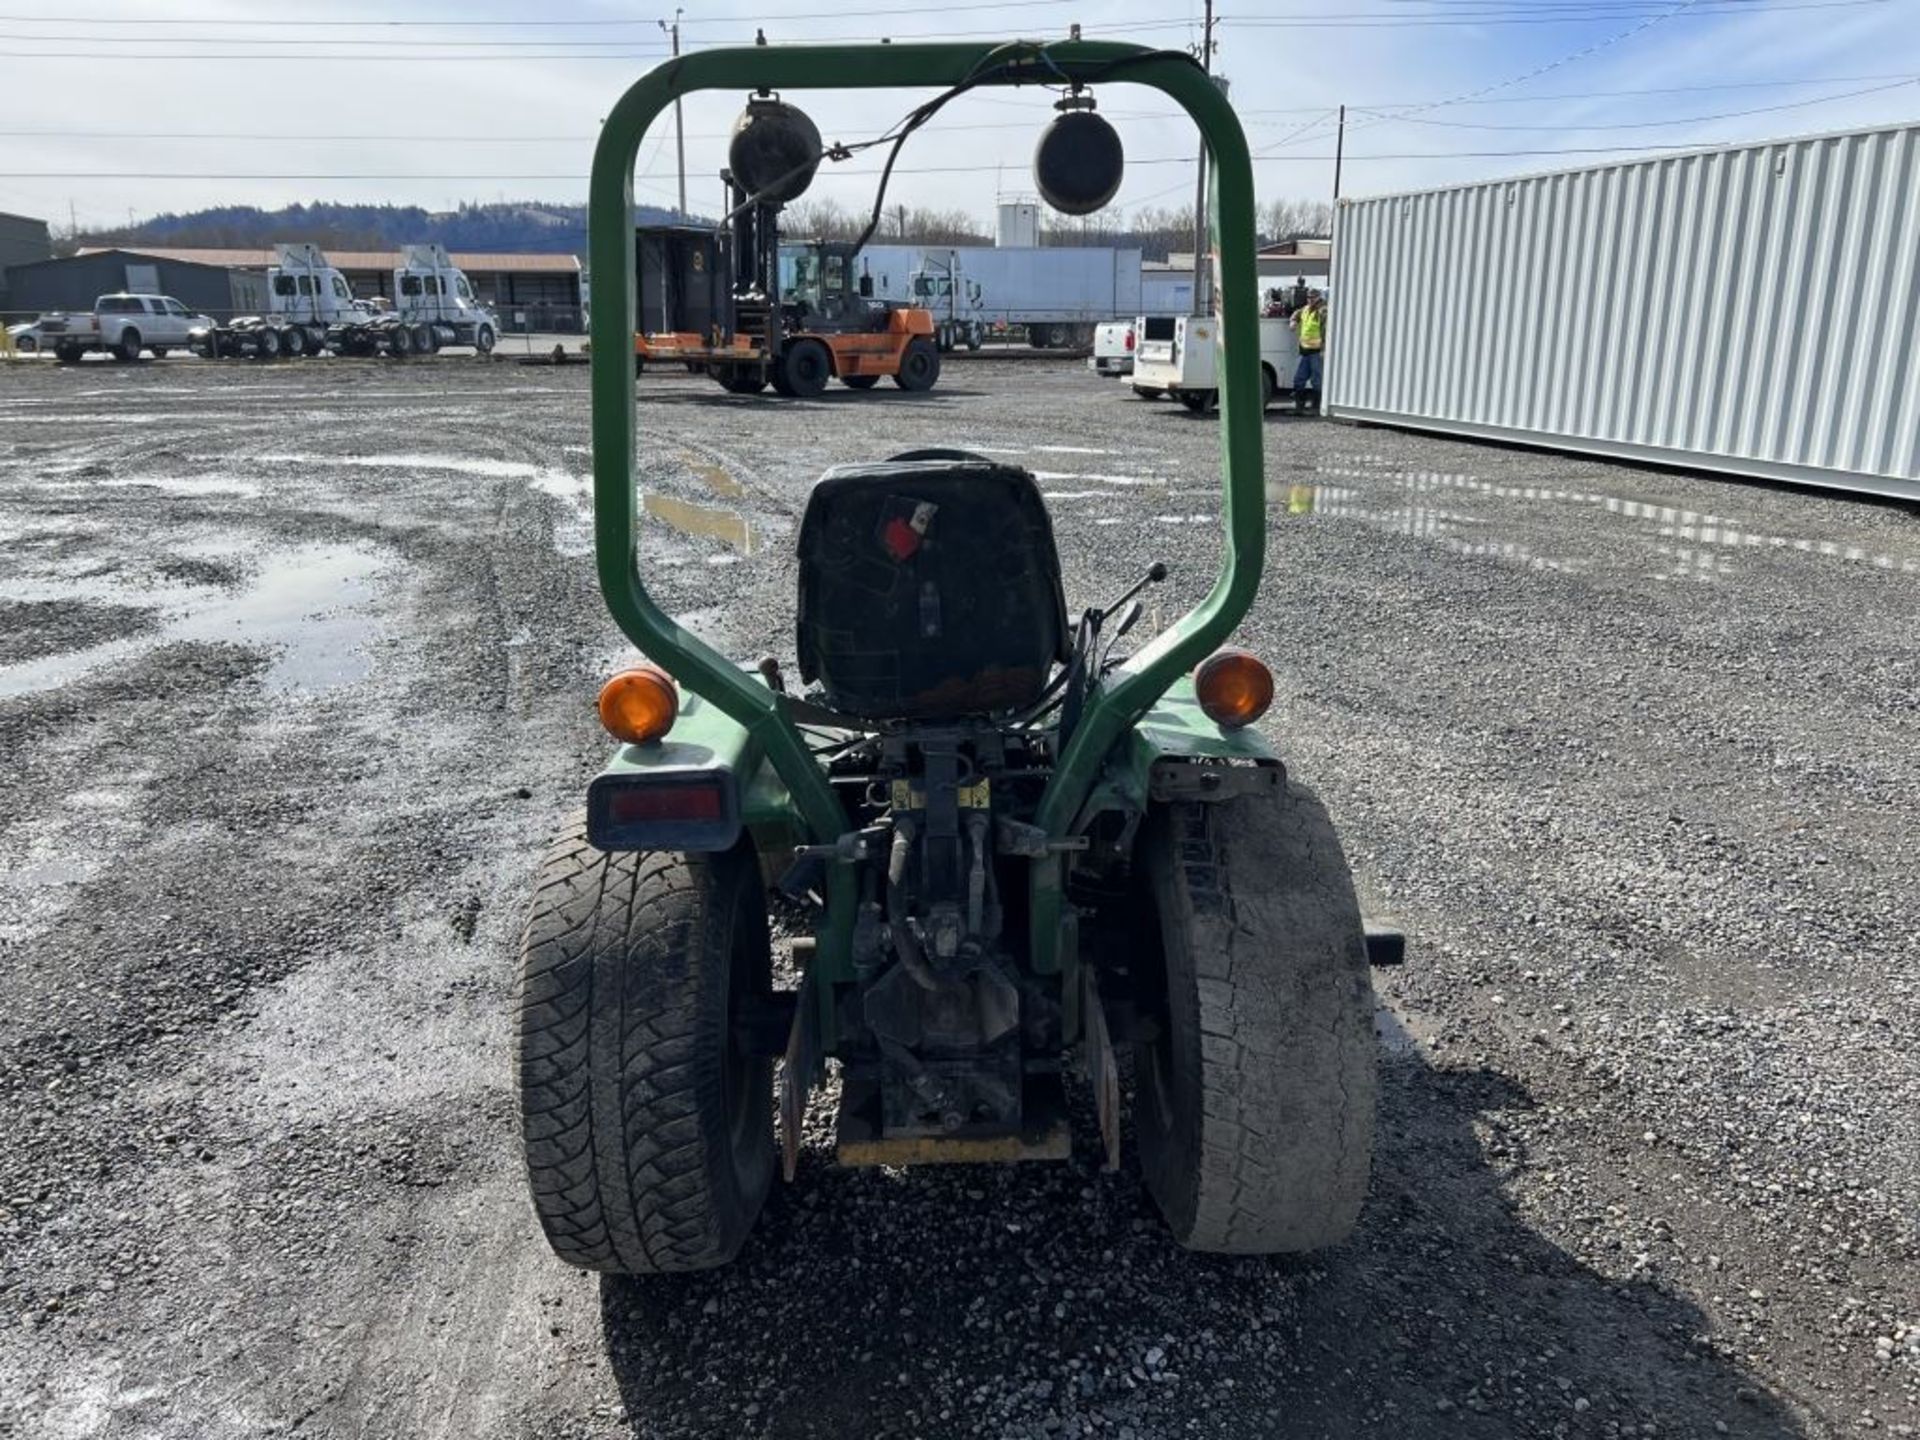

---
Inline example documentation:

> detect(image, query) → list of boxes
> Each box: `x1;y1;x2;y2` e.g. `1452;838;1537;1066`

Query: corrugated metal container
1327;122;1920;502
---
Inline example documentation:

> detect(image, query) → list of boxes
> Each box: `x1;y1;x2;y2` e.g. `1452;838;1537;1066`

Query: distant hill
73;200;698;258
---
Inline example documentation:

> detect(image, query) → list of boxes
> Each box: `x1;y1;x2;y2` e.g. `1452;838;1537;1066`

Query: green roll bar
589;41;1266;915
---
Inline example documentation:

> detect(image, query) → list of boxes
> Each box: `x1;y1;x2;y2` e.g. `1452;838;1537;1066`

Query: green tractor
516;40;1390;1274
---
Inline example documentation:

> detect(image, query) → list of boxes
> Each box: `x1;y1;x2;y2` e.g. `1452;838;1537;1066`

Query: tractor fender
1073;674;1283;830
587;679;807;862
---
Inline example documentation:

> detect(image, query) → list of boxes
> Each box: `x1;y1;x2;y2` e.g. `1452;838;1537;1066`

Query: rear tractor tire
280;327;306;358
413;323;439;355
892;335;940;392
387;325;413;358
1134;781;1378;1254
516;825;775;1274
253;328;281;361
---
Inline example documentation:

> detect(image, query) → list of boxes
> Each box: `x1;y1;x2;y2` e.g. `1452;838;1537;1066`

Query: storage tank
996;201;1040;249
1328;121;1920;501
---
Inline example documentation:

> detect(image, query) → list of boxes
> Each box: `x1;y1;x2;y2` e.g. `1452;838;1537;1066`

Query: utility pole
1182;0;1213;314
1332;104;1346;204
659;10;687;216
1189;0;1218;315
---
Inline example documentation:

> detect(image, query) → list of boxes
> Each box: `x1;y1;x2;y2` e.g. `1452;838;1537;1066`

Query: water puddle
1032;469;1171;488
1275;479;1577;573
687;459;744;498
1303;463;1919;579
0;542;387;700
256;451;573;487
644;493;755;555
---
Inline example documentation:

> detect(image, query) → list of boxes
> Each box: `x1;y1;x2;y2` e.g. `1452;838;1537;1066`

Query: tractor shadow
599;1046;1807;1440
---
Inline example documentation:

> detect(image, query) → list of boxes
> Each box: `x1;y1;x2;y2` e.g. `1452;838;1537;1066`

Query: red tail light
608;781;725;824
1125;328;1136;351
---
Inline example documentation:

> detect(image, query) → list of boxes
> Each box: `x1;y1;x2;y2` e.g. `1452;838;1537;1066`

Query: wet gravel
0;356;1914;1440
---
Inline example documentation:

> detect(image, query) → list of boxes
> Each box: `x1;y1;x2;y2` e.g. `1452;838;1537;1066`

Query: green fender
1073;674;1283;830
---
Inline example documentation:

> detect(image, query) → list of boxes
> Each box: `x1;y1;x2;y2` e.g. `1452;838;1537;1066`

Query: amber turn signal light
597;664;679;744
1194;649;1274;729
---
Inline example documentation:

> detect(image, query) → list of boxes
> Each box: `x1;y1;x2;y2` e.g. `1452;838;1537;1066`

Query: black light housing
1033;96;1124;216
728;93;822;205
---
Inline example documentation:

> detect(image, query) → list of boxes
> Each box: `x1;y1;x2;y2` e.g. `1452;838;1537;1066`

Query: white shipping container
1327;122;1920;502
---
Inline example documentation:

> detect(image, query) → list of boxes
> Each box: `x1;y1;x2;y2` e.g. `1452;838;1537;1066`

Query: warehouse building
3;246;265;321
0;211;54;313
72;246;586;330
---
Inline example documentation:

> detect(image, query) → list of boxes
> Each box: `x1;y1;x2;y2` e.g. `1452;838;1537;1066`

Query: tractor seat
795;450;1069;721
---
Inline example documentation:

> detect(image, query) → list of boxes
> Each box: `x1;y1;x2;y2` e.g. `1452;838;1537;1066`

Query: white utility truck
38;294;213;363
1129;312;1301;411
1088;319;1135;376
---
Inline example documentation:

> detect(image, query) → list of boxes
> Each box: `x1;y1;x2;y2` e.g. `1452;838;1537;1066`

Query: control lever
1099;599;1143;673
1099;560;1167;624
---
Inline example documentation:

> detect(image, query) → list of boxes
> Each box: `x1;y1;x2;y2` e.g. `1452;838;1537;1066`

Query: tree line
69;195;1332;261
781;197;1333;257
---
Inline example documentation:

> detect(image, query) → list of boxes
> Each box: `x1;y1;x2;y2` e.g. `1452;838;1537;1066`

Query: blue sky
1;0;1917;231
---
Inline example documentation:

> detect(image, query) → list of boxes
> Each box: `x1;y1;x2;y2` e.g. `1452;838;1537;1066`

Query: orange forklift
634;97;941;398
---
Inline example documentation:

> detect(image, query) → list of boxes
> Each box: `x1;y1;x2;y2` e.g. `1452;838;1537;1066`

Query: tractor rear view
525;40;1391;1280
634;96;941;397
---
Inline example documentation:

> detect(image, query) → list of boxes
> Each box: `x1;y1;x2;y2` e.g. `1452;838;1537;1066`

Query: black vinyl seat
795;450;1069;721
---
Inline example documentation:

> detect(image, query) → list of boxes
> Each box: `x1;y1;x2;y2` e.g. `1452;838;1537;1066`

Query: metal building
0;211;53;309
1327;121;1920;502
3;247;265;320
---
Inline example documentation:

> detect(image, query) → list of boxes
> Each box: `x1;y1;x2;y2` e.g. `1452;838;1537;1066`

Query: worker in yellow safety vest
1290;292;1326;415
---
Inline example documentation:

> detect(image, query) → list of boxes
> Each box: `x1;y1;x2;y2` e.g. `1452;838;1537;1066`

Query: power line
1264;0;1711;155
0;0;1088;25
1308;72;1920;109
1228;0;1879;15
2;135;1869;186
0;0;1882;53
1352;76;1919;129
0;23;1206;59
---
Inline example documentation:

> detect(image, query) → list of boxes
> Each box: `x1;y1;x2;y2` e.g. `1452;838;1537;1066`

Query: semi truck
187;243;499;359
844;244;1145;350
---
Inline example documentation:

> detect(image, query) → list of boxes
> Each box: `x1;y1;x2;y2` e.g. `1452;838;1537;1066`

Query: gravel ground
0;356;1914;1440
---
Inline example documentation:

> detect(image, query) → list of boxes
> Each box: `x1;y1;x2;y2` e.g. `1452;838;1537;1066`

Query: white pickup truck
40;294;213;363
1129;312;1300;412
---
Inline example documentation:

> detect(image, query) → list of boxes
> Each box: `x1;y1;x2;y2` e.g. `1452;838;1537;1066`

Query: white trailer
908;246;1145;349
830;243;1147;350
